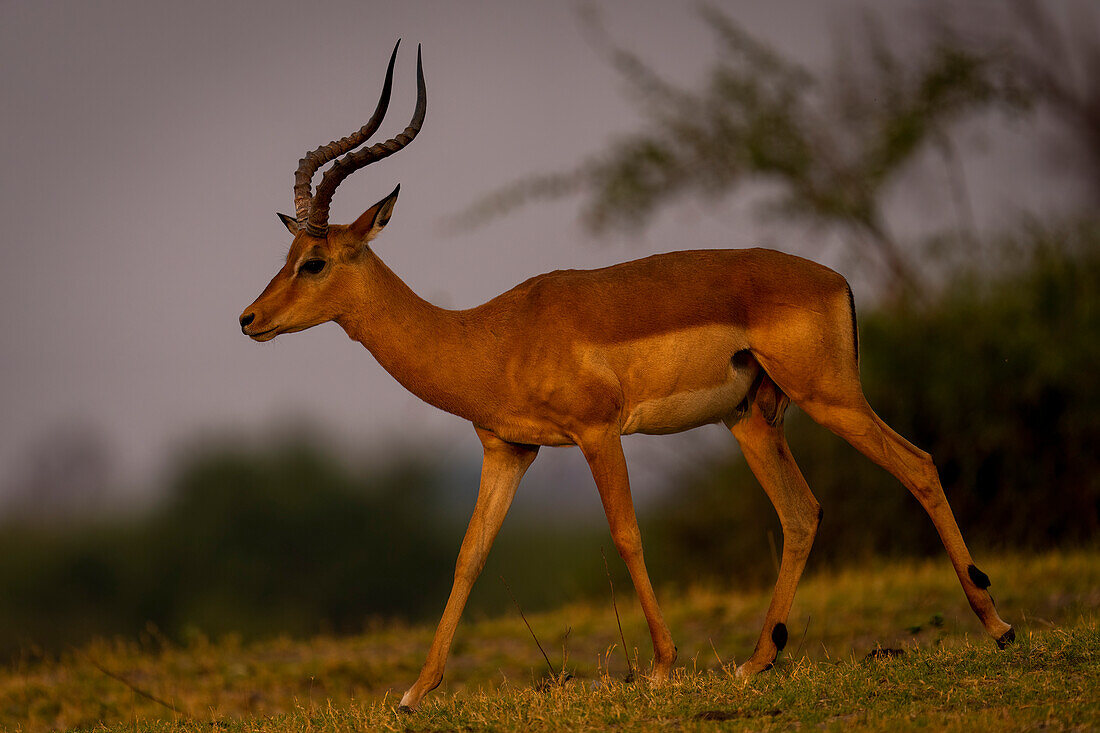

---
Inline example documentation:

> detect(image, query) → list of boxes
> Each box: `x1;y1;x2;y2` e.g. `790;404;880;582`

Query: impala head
239;40;425;341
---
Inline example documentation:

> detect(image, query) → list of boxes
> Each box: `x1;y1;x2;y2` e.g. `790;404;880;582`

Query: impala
240;42;1014;711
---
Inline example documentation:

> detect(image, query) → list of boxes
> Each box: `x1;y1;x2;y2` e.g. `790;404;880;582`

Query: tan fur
614;325;758;434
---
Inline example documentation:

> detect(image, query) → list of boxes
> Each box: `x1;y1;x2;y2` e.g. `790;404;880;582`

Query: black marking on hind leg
967;564;991;589
771;623;788;652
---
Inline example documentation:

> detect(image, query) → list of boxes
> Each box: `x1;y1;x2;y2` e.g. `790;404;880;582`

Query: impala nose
239;312;255;332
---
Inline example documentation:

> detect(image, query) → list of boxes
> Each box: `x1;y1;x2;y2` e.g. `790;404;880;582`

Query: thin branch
499;575;557;678
561;626;572;678
709;638;737;680
602;546;635;680
83;653;186;717
794;615;812;660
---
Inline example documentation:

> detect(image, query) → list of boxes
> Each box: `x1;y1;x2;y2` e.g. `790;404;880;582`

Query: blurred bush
0;438;621;658
648;221;1100;587
0;442;451;656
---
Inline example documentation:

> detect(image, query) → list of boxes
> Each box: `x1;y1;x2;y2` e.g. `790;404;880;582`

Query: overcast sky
0;1;1083;510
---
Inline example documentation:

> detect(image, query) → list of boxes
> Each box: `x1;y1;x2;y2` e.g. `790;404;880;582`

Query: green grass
3;549;1097;731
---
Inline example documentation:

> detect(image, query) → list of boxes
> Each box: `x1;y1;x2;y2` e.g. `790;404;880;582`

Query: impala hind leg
399;428;538;711
783;382;1014;647
580;431;678;680
751;284;1011;647
725;375;820;676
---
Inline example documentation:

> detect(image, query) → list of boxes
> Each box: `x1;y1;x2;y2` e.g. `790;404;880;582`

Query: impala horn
292;40;427;238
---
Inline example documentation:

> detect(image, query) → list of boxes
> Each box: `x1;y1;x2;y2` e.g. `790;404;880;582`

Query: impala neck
334;249;480;420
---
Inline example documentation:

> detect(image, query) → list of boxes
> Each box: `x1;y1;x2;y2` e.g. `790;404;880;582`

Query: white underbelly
621;372;757;435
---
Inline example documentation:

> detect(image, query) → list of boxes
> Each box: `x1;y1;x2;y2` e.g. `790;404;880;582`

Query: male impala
240;42;1014;710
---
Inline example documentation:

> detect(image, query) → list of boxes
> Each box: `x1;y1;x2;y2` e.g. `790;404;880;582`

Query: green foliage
152;444;459;635
0;438;626;659
0;440;462;657
651;222;1100;584
862;223;1100;546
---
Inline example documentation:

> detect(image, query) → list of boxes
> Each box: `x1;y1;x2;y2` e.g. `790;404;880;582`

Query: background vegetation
1;8;1098;732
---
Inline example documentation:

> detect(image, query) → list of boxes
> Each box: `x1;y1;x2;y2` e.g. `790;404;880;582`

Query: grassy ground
2;549;1097;732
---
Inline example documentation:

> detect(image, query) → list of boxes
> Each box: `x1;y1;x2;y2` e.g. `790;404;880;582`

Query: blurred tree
460;5;1029;299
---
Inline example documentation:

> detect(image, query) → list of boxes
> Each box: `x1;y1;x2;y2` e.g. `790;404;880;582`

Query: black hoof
398;705;415;714
996;627;1016;649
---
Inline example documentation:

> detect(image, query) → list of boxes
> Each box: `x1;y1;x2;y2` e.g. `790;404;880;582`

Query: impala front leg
399;428;538;711
579;430;677;681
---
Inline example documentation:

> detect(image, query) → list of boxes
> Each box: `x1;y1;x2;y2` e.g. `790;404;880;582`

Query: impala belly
612;325;758;435
621;380;752;434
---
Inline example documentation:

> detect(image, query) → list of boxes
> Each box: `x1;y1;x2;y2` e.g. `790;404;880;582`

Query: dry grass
2;548;1097;731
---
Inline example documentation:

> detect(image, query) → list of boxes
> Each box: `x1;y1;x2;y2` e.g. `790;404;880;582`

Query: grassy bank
3;548;1097;731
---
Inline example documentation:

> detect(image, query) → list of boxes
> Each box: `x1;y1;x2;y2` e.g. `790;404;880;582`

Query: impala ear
350;184;400;243
276;212;299;235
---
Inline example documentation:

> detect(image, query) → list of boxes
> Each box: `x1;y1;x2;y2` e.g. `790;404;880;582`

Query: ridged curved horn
305;44;426;238
292;40;401;229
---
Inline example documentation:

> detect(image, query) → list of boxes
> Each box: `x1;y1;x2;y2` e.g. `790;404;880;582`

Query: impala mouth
247;327;279;342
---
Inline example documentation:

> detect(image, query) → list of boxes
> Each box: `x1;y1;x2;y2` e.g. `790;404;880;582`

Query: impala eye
300;258;326;275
